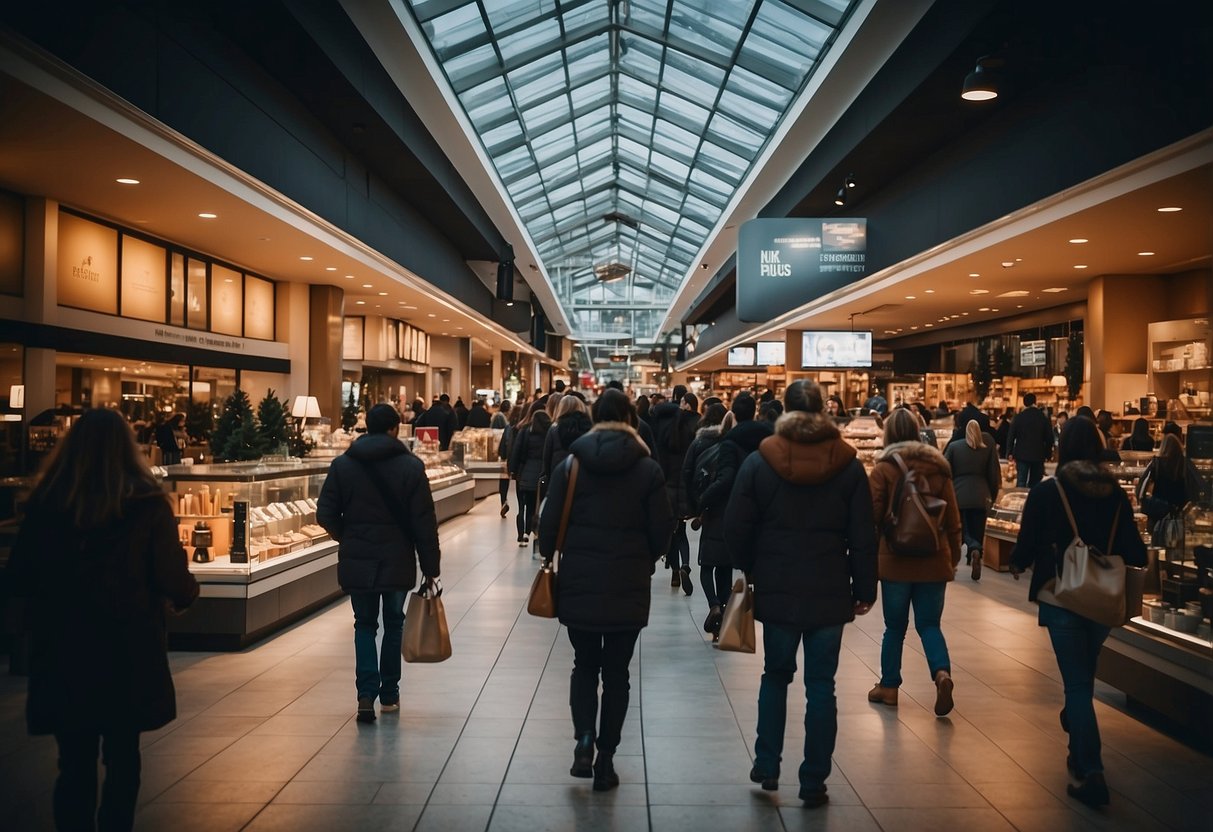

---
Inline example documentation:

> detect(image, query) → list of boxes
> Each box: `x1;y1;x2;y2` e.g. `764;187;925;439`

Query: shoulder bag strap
885;453;910;525
554;456;580;561
1053;478;1081;541
1106;503;1121;555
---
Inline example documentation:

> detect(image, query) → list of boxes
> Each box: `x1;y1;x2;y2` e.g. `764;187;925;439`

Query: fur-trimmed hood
570;421;651;474
875;439;952;478
758;410;856;485
1057;460;1118;498
695;424;723;441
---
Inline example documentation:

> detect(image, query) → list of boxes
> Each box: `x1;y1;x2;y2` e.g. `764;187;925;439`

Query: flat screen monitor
801;331;872;368
727;346;756;367
756;340;786;366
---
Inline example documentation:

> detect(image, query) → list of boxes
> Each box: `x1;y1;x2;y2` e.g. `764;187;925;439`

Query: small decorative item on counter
191;520;214;564
230;500;250;564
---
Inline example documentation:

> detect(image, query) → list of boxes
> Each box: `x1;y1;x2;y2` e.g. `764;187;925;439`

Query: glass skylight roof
406;0;858;344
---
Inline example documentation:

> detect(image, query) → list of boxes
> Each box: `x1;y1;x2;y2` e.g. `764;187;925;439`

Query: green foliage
256;389;290;452
185;399;213;443
1065;331;1084;399
341;388;358;432
970;340;992;403
210;389;264;462
993;341;1013;378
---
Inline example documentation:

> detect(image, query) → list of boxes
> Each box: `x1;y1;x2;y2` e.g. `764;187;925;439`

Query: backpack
881;453;947;557
688;439;741;514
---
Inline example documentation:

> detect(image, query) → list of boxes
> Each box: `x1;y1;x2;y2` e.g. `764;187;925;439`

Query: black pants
700;565;734;608
515;485;538;537
666;519;689;569
54;729;141;831
960;507;988;553
498;478;510;505
567;627;640;754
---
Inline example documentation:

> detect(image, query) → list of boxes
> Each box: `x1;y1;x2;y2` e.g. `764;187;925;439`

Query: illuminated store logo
72;255;101;283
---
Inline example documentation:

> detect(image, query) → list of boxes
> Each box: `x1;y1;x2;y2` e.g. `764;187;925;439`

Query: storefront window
187;257;208;329
170;251;186;327
210;265;243;336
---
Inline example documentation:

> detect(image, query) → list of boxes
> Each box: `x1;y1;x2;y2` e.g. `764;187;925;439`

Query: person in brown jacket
867;408;963;716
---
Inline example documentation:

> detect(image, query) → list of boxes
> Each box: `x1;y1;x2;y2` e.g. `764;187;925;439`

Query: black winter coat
650;402;701;517
944;434;1002;510
414;403;457;450
509;423;547;490
538;423;674;632
698;419;773;512
465;403;491;428
542;412;592;483
1010;461;1147;603
1007;406;1054;463
317;432;441;592
725;411;877;631
951;403;991;444
8;489;199;735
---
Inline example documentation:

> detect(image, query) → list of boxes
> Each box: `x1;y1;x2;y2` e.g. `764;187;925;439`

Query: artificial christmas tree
210;389;264;461
341;388;358;433
1065;331;1084;400
257;389;290;454
971;340;992;404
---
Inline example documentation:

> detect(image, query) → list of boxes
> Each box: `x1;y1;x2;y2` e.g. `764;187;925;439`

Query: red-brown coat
869;440;963;582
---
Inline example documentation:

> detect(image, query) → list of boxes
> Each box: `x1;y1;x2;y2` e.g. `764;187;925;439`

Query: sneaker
867;684;898;706
799;785;829;807
703;605;723;634
500;502;509;518
934;670;955;717
379;698;399;713
518;534;528;547
679;566;694;597
670;569;681;589
356;697;376;723
970;549;983;581
749;765;778;791
1067;772;1110;808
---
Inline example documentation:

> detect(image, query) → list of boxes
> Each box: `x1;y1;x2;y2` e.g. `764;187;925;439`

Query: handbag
715;578;756;653
1037;479;1127;628
402;578;451;663
526;457;579;618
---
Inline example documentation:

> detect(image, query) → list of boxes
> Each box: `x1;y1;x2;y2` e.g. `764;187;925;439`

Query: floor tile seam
636;632;654;832
437;538;540;634
462;597;563;832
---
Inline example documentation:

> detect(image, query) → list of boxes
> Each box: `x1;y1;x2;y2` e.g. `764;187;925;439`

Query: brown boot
867;684;898;706
934;670;955;716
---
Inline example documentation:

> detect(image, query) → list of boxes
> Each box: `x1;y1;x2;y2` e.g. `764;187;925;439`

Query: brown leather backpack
881;453;947;557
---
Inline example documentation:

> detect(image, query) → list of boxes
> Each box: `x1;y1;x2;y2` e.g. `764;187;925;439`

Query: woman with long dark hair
651;390;701;593
1121;417;1154;452
509;401;551;547
8;409;198;831
1010;417;1147;807
538;388;673;791
1137;433;1203;541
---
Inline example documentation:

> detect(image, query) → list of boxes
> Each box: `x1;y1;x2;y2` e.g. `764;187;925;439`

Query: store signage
210;265;243;337
58;212;118;314
737;218;867;322
120;236;167;322
343;317;364;360
244;275;275;341
153;327;244;352
1020;339;1046;367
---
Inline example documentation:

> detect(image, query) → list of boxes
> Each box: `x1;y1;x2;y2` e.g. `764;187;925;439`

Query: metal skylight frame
405;0;858;343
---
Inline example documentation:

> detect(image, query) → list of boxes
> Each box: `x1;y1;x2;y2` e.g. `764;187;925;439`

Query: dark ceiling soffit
683;253;736;325
276;0;508;260
878;301;1088;351
5;319;291;374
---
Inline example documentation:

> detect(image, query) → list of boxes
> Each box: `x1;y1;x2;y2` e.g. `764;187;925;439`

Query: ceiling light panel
403;0;862;342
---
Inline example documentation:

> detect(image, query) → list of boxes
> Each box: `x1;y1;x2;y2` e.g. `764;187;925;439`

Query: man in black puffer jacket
317;404;441;724
725;381;877;807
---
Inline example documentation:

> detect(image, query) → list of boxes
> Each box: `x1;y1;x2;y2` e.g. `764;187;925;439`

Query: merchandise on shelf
450;428;506;463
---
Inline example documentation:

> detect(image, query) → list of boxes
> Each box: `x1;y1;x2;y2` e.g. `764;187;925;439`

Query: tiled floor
2;497;1210;831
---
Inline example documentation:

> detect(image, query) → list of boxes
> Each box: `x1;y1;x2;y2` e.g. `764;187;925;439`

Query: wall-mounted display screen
801;331;872;368
756;340;785;365
727;346;756;366
1020;339;1046;367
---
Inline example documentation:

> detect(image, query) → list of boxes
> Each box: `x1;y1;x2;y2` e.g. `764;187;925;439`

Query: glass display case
981;487;1029;572
450;428;509;499
160;459;334;579
841;416;882;472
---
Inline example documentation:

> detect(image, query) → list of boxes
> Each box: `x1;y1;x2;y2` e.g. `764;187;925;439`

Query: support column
22;198;57;425
308;284;344;428
22;348;56;426
280;282;310;403
491;350;503;401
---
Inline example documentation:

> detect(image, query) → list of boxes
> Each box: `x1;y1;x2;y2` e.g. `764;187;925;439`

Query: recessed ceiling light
325;266;337;271
224;278;233;284
404;305;417;310
1073;264;1088;269
905;295;916;300
300;256;314;261
355;300;365;305
398;301;407;305
991;308;1000;312
1016;304;1024;308
998;290;1029;297
442;318;450;322
978;307;991;312
1001;261;1015;268
1137;251;1155;256
1043;287;1068;293
911;326;919;330
924;289;935;294
344;274;354;279
961;312;969;316
950;314;960;319
970;289;989;295
378;292;388;296
427;313;436;317
1068;238;1088;244
969;273;980;278
198;212;217;219
925;323;934;327
116;178;140;185
1157;206;1182;212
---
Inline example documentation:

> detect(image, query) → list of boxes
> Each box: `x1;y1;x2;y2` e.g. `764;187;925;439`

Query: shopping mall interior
0;1;1211;830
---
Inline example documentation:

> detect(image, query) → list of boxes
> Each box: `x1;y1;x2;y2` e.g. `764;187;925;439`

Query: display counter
451;428;507;499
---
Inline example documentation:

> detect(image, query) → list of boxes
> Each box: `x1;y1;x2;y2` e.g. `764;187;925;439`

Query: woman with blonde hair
944;419;1002;580
867;408;962;714
8;409;198;830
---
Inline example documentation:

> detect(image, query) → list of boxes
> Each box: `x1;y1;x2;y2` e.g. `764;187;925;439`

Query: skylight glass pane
660;51;724;104
666;0;752;63
497;16;562;63
707;111;765;156
570;75;611;110
425;3;486;59
561;0;610;32
658;91;711;131
653;118;700;158
521;95;571;134
445;42;500;87
624;0;668;37
464;78;513;128
566;35;611;85
507;52;564;105
485;0;555;32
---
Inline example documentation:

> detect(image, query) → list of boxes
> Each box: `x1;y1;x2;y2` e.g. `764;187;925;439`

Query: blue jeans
1016;459;1044;487
754;622;844;791
350;591;407;702
1039;602;1110;777
879;580;950;687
